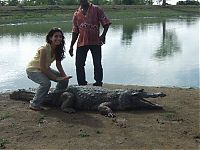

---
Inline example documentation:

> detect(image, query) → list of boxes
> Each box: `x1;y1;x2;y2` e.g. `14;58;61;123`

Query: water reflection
121;19;137;45
154;20;181;60
0;17;199;91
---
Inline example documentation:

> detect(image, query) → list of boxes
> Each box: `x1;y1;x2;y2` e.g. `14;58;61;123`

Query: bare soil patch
0;84;199;149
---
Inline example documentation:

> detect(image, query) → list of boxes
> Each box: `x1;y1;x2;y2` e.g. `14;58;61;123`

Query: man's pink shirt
72;4;111;47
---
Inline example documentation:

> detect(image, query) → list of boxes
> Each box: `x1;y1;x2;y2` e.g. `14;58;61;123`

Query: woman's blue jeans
26;69;69;107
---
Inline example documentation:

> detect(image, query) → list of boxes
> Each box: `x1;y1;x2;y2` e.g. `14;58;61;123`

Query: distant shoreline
0;5;199;24
0;83;199;94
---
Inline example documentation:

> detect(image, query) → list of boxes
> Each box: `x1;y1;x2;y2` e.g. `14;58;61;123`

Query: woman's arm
40;49;57;81
56;61;66;77
56;61;72;80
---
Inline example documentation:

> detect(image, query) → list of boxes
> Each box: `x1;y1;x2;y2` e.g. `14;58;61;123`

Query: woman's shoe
93;82;103;87
29;105;44;111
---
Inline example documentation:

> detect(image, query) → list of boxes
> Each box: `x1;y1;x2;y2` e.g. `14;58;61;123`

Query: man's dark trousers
75;45;103;85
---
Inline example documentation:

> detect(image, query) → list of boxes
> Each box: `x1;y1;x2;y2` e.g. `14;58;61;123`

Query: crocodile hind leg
98;102;116;117
60;92;76;113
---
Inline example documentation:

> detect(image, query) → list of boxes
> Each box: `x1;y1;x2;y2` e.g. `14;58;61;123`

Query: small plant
96;130;102;134
37;114;46;124
161;112;176;120
0;112;11;121
0;138;9;149
8;122;16;128
79;129;90;138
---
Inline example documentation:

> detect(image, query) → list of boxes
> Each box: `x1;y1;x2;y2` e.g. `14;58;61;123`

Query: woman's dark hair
46;27;65;61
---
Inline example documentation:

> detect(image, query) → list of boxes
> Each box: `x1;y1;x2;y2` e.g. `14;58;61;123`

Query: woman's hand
56;76;72;81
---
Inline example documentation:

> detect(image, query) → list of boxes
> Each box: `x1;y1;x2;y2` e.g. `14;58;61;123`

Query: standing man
69;0;111;86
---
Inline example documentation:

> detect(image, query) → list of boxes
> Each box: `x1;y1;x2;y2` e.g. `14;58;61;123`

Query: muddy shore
0;84;199;149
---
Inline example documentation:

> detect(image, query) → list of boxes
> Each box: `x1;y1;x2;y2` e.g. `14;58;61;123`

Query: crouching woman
26;27;72;111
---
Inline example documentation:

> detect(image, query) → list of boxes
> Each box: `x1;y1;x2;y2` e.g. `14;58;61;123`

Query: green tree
20;0;34;6
47;0;56;5
0;0;6;5
112;0;122;5
62;0;78;5
34;0;47;5
122;0;133;5
91;0;109;4
7;0;19;6
145;0;153;5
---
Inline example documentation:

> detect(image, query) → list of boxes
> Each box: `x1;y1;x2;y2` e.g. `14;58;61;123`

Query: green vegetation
0;0;154;6
1;0;199;6
0;138;9;149
177;0;200;5
0;5;199;24
37;114;46;124
161;112;176;120
79;130;90;137
0;112;11;121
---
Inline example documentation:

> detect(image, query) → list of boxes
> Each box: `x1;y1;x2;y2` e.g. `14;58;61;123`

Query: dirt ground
0;84;199;149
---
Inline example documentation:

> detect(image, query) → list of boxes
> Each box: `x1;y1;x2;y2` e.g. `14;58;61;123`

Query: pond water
0;17;199;91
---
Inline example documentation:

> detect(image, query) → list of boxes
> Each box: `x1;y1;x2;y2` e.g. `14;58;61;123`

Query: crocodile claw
157;92;166;97
106;112;116;118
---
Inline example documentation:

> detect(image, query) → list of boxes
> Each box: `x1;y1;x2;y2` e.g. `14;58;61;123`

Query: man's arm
97;6;111;44
69;32;79;57
100;24;110;44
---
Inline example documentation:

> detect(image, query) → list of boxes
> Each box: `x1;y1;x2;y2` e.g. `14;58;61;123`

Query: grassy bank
0;5;199;24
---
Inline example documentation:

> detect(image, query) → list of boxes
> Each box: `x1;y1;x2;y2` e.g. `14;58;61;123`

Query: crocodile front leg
98;102;116;117
60;92;76;113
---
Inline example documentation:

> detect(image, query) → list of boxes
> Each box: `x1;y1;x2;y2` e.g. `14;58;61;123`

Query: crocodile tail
10;89;35;101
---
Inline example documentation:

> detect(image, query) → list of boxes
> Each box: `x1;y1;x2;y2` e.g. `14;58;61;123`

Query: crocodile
10;85;166;117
